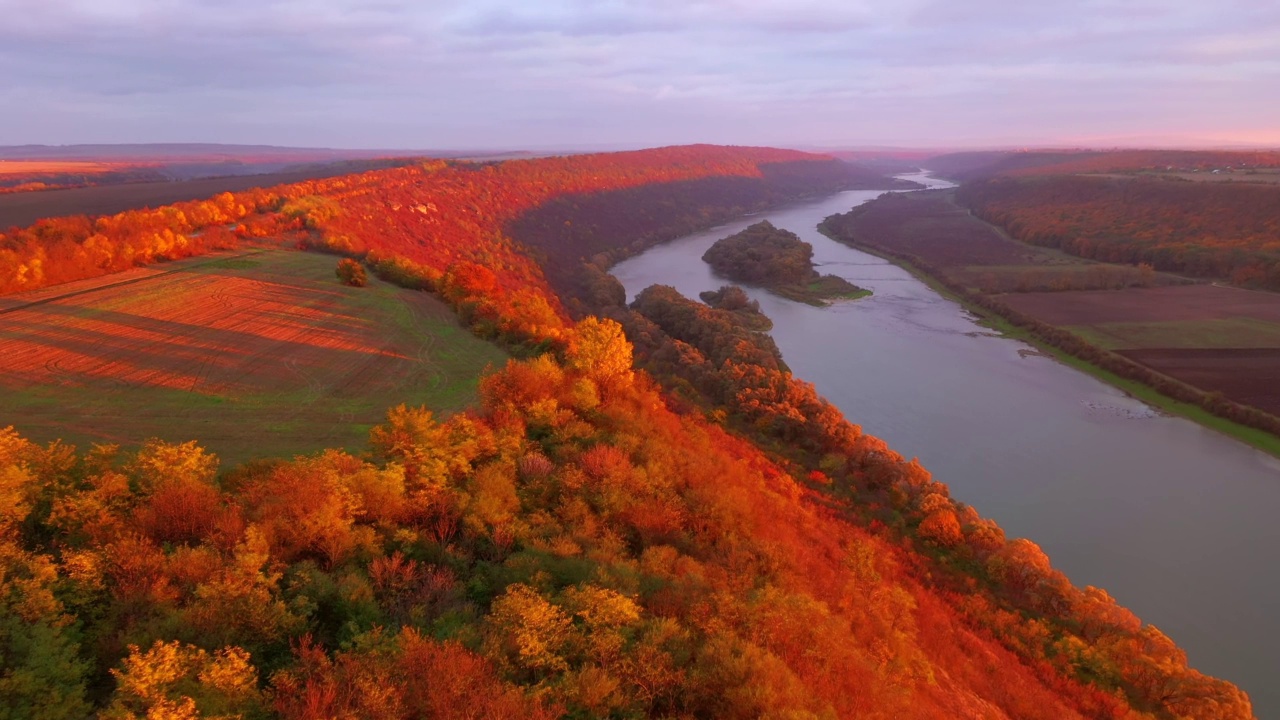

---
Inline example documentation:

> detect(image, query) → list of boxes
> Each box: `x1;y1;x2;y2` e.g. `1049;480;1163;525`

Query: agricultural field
1084;169;1280;185
1117;348;1280;416
1002;285;1280;415
826;190;1184;293
0;160;120;176
1000;284;1280;331
836;190;1068;267
0;248;506;464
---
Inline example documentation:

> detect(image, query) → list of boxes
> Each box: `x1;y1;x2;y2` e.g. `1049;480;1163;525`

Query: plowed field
1118;348;1280;416
0;160;116;176
1000;285;1280;328
1001;285;1280;416
0;249;506;464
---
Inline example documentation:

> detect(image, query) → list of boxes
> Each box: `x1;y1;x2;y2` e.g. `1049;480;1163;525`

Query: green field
0;249;507;465
1067;317;1280;350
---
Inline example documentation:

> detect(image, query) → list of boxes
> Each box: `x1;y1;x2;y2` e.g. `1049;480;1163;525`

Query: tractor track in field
0;250;266;317
0;248;506;464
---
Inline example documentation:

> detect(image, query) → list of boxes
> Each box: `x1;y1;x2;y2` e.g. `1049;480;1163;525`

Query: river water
611;172;1280;715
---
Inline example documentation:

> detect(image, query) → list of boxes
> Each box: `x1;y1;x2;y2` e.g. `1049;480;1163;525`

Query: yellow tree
564;317;634;389
101;640;264;720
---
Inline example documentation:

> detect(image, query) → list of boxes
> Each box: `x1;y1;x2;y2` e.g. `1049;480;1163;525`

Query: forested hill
0;146;1252;718
925;148;1280;181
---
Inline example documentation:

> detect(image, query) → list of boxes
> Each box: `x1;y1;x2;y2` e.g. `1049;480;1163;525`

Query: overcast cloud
1;0;1276;149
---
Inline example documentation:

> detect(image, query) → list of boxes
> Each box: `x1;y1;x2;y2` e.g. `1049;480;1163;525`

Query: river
611;172;1280;716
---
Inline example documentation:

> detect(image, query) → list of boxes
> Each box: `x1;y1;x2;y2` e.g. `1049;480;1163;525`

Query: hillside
0;146;1252;719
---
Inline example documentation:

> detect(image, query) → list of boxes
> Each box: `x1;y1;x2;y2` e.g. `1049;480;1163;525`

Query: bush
336;258;367;287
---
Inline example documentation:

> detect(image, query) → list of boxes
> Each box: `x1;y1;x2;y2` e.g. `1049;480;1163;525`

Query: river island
701;220;870;306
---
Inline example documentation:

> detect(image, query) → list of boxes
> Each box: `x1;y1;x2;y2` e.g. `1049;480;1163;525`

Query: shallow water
612;173;1280;715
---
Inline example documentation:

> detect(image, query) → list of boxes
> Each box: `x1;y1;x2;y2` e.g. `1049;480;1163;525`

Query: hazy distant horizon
2;138;1277;161
3;0;1277;150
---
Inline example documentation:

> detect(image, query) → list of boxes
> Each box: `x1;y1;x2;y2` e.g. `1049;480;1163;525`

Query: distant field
826;190;1183;293
0;249;506;465
836;191;1069;267
1000;285;1280;326
1118;348;1280;416
1066;318;1280;350
0;161;413;229
1159;170;1280;184
0;160;120;176
999;285;1280;414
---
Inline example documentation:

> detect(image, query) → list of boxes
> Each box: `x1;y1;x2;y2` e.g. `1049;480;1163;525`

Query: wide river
612;173;1280;716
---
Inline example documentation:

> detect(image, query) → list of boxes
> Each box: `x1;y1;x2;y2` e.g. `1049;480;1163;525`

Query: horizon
3;1;1276;149
2;139;1278;159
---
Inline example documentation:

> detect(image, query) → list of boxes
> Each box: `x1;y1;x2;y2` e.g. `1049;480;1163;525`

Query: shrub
336;258;367;287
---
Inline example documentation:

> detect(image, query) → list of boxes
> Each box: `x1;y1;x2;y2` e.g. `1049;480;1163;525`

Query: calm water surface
612;173;1280;715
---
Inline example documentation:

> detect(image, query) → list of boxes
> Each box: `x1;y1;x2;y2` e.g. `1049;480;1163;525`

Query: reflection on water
612;172;1280;715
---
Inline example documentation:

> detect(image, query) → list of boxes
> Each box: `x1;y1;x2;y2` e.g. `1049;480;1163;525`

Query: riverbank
816;222;1280;459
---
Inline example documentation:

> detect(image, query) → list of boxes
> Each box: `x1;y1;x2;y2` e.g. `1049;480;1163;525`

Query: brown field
1119;348;1280;416
0;249;506;465
840;190;1063;267
0;160;122;176
1002;285;1280;414
831;190;1183;292
1000;285;1280;326
1064;318;1280;350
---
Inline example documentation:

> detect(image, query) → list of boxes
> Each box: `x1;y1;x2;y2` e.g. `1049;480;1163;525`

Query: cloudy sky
2;0;1277;150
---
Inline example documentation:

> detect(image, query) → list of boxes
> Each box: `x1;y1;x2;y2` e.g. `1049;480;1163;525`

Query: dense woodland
958;176;1280;290
703;221;817;286
927;149;1280;182
698;285;773;331
0;146;1254;718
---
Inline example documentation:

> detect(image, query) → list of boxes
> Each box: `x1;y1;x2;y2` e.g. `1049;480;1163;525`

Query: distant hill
926;148;1280;180
0;143;520;163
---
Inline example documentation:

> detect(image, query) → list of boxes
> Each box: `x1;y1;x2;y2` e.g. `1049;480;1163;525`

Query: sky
1;0;1278;150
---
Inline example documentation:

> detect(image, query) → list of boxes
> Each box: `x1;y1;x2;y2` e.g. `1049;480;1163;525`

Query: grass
772;275;872;306
818;226;1280;459
0;249;507;466
1065;318;1280;350
200;257;263;270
